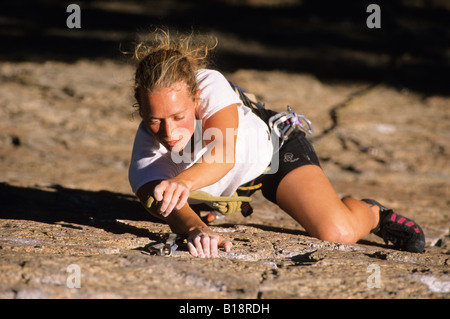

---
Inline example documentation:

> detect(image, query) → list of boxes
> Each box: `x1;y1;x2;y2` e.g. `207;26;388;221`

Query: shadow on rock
0;182;162;240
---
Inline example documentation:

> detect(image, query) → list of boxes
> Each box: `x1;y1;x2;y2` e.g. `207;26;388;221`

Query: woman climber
128;29;425;258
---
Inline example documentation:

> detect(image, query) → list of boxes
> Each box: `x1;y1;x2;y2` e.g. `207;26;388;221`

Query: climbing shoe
362;199;425;253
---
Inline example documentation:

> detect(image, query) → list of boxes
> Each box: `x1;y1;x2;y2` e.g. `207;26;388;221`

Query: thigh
275;164;352;240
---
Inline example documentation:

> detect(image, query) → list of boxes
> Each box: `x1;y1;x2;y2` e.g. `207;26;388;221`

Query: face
139;82;198;152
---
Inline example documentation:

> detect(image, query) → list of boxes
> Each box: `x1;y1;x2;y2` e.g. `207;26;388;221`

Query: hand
153;179;191;217
187;226;232;258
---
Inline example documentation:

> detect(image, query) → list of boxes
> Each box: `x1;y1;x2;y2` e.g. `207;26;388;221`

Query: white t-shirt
128;69;273;198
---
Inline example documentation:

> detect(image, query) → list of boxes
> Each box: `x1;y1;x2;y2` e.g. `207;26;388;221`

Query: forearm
174;161;235;192
174;125;237;191
164;204;208;236
137;181;207;235
136;179;232;258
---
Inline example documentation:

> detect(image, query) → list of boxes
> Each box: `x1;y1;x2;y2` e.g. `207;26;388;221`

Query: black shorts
260;130;321;204
243;107;321;204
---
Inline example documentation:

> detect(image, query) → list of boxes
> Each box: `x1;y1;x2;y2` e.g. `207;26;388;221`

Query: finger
224;241;232;252
153;182;166;202
210;236;219;258
194;236;205;258
165;187;184;216
219;238;232;252
175;189;190;210
187;241;198;257
201;235;210;258
160;184;177;216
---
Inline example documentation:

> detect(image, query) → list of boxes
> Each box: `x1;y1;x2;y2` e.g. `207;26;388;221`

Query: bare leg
275;165;379;244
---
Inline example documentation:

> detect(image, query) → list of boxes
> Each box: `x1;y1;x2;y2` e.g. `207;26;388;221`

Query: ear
194;89;201;111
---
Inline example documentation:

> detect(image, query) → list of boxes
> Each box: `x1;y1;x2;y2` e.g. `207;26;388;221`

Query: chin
170;145;184;153
169;140;188;153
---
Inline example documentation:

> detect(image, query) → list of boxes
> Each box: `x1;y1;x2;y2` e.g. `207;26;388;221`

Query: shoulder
196;68;226;80
195;69;242;122
196;69;230;89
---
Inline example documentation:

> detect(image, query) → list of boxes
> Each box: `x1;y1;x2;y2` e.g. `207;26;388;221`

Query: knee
314;223;358;245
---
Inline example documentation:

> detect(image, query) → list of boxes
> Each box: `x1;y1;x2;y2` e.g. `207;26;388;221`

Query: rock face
0;59;448;299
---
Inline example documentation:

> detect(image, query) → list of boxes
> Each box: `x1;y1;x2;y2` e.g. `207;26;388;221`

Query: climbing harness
237;183;262;192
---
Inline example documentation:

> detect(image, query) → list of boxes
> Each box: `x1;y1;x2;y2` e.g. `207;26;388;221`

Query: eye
174;116;185;121
148;119;160;126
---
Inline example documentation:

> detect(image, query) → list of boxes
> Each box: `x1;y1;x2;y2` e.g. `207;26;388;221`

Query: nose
161;119;173;139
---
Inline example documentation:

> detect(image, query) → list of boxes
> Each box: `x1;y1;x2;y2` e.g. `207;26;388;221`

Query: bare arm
137;181;232;257
153;103;239;216
138;104;238;257
175;103;238;189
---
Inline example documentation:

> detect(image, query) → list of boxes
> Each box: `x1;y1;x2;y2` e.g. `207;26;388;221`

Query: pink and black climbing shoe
362;199;425;253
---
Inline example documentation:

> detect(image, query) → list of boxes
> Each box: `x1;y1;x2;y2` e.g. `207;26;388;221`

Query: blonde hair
132;29;217;116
